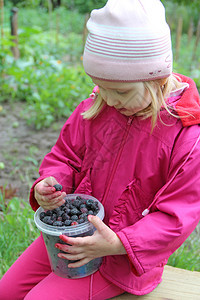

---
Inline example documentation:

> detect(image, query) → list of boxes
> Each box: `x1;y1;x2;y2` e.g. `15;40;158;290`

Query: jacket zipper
102;117;133;206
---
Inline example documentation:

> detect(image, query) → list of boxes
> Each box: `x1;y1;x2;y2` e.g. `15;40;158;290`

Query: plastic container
34;194;104;278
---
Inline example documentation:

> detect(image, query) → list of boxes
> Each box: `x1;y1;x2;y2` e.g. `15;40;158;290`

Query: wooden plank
111;266;200;300
175;17;183;60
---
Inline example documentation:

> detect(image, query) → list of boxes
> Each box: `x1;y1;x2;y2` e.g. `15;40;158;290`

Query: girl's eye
117;90;128;95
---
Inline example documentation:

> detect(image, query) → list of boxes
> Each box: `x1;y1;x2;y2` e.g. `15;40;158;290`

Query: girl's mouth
117;108;127;112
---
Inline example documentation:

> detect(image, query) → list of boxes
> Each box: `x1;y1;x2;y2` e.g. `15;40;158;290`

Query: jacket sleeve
117;128;200;276
29;100;87;211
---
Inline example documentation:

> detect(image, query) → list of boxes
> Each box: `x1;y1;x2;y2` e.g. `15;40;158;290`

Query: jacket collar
174;73;200;127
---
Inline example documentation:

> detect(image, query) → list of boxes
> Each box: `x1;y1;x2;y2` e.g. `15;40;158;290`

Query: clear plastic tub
34;194;104;278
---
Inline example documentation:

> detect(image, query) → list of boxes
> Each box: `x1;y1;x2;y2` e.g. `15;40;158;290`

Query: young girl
1;0;200;299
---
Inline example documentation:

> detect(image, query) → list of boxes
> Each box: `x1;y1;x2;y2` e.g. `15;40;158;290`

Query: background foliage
0;1;199;129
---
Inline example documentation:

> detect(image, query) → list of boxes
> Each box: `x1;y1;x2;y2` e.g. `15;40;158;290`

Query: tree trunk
55;10;59;45
47;0;53;31
192;18;200;61
10;7;20;59
187;19;194;46
175;17;183;61
0;0;4;74
82;13;89;50
0;0;4;40
51;0;61;9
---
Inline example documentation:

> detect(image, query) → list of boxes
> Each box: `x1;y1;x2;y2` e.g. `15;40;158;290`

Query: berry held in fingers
53;184;63;191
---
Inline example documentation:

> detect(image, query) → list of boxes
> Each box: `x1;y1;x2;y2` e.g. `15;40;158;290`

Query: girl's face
92;78;152;116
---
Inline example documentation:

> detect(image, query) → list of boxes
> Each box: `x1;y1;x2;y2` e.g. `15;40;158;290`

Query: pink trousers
0;235;124;300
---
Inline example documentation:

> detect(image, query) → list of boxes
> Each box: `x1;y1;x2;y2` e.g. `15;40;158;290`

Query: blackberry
71;215;78;221
70;208;80;216
79;213;88;220
80;207;88;214
40;212;45;219
45;210;53;216
64;208;71;215
53;184;63;191
56;210;63;217
64;219;72;226
69;204;76;210
53;221;63;226
43;216;53;225
86;199;93;208
53;207;60;214
78;218;85;224
73;199;82;208
62;213;70;221
91;203;98;210
79;203;87;209
52;213;57;220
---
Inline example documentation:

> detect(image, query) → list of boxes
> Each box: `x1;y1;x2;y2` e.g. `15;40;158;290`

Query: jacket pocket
109;179;152;231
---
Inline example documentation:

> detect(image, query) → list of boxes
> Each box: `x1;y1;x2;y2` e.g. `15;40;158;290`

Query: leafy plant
63;0;107;13
1;2;200;131
168;228;200;271
0;192;39;278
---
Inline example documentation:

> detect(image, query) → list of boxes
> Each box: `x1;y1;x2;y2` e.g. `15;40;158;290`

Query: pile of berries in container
34;188;104;279
40;195;100;227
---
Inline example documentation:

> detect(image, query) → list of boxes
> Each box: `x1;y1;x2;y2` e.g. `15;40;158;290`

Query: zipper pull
142;208;150;217
127;117;133;125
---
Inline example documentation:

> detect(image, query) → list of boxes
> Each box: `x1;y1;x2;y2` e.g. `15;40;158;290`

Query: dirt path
0;102;65;200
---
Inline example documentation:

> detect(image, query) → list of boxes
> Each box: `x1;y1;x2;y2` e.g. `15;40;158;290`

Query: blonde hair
81;74;184;130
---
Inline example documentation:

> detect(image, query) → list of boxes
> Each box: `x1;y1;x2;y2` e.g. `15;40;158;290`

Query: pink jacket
30;74;200;295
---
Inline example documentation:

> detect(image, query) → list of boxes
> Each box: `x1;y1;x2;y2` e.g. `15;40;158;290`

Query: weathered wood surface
111;265;200;300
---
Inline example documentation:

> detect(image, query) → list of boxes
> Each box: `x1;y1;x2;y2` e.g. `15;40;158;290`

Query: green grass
167;228;200;271
0;193;39;278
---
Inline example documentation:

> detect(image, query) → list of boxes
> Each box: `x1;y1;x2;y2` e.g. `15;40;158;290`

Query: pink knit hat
83;0;172;82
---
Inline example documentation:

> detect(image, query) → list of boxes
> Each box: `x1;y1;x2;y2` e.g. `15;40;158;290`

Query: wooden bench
111;265;200;300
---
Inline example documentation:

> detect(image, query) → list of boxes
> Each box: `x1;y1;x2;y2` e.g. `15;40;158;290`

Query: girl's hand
34;176;66;210
55;215;127;268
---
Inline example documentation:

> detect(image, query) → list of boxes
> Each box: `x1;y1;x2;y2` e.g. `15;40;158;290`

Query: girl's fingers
38;192;66;205
55;243;83;254
42;199;65;210
36;186;56;195
57;250;91;268
58;252;85;261
88;215;111;238
39;191;62;200
59;235;85;246
68;258;91;268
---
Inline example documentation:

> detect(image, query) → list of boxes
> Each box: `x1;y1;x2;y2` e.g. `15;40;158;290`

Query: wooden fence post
175;17;183;61
82;13;89;50
55;10;59;46
192;18;200;61
187;19;194;46
0;0;4;75
47;0;53;34
0;0;4;41
10;7;20;59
